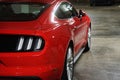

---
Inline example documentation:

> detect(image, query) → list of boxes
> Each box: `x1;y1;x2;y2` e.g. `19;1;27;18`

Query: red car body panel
0;0;91;80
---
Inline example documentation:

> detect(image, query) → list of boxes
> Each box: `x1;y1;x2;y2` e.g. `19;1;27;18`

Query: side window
71;7;78;17
55;2;78;19
55;4;66;19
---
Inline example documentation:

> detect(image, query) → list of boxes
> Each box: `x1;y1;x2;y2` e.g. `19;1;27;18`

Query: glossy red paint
0;0;91;80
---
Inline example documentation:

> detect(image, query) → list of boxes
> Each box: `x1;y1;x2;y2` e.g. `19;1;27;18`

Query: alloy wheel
88;28;91;49
66;47;74;80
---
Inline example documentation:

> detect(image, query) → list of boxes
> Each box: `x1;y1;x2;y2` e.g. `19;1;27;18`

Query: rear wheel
84;27;91;52
62;46;74;80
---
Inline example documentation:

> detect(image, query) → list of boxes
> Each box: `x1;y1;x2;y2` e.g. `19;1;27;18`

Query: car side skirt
74;47;85;63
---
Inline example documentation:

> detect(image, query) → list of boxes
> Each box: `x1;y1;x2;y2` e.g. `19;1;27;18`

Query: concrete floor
74;4;120;80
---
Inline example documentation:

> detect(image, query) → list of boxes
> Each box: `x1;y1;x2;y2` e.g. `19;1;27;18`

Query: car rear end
0;1;63;80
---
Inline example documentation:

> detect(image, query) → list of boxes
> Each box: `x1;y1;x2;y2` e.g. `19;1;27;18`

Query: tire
61;46;74;80
84;27;91;52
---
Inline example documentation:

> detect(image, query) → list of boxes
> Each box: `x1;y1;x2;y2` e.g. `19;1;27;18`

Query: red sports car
0;0;91;80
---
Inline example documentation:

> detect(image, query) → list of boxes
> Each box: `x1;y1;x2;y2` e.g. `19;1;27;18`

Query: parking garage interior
0;0;120;80
71;0;120;80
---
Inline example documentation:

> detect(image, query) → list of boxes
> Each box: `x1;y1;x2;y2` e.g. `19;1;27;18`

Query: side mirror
78;10;86;18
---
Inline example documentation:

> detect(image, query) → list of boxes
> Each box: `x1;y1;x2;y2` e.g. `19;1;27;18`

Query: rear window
0;2;48;21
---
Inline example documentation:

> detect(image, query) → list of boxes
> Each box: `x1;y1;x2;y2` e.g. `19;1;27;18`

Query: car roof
0;0;60;4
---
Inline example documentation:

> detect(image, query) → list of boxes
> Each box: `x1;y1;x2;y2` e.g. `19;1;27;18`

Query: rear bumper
0;49;62;80
0;65;59;80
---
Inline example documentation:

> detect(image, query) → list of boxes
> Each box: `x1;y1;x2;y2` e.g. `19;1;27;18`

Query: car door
67;4;88;55
55;2;87;55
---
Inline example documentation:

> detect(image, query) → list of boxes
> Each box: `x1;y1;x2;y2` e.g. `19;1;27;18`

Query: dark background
69;0;120;3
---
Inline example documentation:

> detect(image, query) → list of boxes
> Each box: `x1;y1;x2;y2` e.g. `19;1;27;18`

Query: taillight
17;36;45;52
